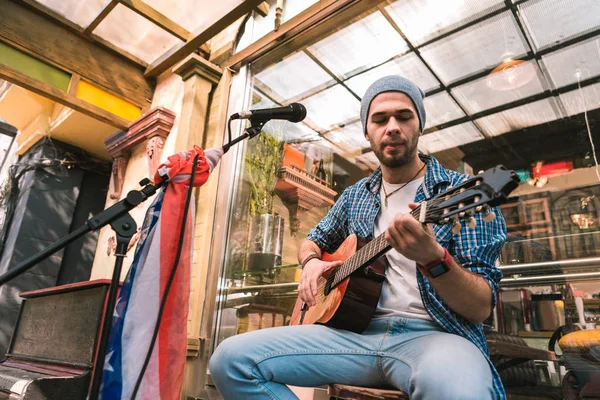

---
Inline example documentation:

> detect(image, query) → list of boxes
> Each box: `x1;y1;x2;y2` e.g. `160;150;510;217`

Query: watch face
429;263;448;277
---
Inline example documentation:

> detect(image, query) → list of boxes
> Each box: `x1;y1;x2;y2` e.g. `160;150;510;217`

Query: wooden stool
328;384;408;400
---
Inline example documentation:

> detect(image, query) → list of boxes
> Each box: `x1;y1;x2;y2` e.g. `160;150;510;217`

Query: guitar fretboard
325;202;430;292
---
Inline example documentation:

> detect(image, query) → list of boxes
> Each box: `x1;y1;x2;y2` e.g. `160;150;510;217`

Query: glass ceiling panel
560;82;600;117
452;60;546;113
254;52;334;102
420;11;529;84
419;122;483;153
475;98;559;136
519;0;600;51
423;92;465;129
141;0;230;32
306;11;408;80
93;4;183;63
542;38;600;89
34;0;111;28
385;0;504;46
263;120;320;142
301;85;360;131
283;0;320;23
345;53;440;97
323;122;370;153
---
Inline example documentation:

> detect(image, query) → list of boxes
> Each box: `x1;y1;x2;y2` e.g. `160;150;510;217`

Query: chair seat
328;384;409;400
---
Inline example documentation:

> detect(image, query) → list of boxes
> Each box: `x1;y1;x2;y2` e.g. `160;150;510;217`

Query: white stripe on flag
121;220;162;398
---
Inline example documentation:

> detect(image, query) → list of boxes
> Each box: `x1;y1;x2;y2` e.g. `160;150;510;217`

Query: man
209;76;508;399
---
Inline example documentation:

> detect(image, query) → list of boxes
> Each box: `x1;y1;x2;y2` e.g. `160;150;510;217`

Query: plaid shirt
307;154;508;399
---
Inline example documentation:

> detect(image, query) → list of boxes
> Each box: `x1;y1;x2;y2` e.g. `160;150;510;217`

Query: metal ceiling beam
503;0;567;118
377;7;489;135
145;0;265;78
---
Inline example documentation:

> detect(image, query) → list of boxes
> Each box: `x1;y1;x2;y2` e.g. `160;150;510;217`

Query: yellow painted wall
76;80;141;122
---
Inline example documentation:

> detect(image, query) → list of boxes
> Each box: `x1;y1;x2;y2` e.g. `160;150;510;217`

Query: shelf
275;166;336;209
518;331;554;338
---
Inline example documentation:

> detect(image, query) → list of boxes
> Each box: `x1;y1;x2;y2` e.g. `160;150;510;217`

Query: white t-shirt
373;176;432;320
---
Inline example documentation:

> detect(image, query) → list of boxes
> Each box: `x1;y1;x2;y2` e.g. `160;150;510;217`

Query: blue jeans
209;317;495;400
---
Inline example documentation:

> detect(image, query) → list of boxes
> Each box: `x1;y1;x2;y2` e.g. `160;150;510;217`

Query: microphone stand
0;115;265;399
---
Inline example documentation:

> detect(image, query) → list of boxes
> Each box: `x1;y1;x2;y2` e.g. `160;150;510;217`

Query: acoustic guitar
290;165;519;333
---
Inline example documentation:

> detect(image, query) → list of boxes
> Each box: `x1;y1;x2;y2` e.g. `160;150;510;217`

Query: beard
370;133;419;168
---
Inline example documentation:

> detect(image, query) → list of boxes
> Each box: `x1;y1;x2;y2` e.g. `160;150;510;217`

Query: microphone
231;102;307;123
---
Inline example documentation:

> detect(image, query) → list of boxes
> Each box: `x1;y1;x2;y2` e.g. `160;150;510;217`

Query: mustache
381;140;407;146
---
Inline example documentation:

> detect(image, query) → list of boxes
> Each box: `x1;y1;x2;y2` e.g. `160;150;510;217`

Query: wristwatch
416;247;453;278
300;252;321;269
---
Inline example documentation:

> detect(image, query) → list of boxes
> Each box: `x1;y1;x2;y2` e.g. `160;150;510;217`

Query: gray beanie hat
360;75;426;134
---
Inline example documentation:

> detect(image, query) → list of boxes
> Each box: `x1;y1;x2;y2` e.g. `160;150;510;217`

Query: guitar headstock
423;165;520;231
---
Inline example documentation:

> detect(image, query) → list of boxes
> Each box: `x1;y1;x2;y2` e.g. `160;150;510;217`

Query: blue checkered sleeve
450;206;507;309
306;188;350;253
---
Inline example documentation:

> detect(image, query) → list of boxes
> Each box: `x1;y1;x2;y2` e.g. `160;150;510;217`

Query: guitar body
290;234;387;333
289;165;520;334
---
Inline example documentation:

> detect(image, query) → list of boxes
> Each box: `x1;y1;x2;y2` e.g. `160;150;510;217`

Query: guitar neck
327;204;425;289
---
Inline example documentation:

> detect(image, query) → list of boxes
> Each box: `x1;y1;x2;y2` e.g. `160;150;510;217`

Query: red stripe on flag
158;183;192;400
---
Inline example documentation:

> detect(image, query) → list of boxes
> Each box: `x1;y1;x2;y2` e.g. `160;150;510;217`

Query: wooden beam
144;0;264;78
1;0;153;107
226;0;386;72
118;0;190;41
84;0;119;35
67;74;81;96
255;1;270;17
17;0;147;67
0;63;129;129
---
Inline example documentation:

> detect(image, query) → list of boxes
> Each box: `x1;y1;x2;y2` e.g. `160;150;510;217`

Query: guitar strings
325;196;454;290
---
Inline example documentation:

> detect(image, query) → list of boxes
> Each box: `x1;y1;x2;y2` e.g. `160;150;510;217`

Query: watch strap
417;247;453;278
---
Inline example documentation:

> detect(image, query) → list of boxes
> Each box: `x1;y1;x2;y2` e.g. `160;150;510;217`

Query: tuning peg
468;216;477;229
452;221;462;234
483;211;496;223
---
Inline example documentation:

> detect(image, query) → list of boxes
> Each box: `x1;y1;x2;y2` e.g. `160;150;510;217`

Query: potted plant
244;132;285;272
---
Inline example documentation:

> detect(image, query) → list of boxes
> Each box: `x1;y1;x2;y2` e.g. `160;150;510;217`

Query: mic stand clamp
246;120;266;139
223;119;267;153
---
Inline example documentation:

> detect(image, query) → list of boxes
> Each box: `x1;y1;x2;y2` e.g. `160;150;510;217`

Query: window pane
560;82;600;117
420;11;529;84
323;122;370;153
424;92;465;129
301;85;360;131
519;0;600;51
419;122;483;153
385;0;504;46
283;0;320;22
307;11;409;80
93;3;182;63
475;98;559;136
345;53;440;97
542;38;600;89
452;61;546;113
254;52;334;102
33;0;111;28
